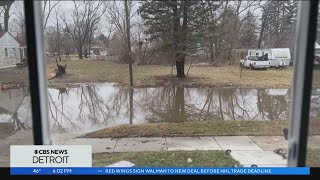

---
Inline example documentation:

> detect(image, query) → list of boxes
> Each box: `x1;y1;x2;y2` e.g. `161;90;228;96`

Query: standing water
1;83;319;135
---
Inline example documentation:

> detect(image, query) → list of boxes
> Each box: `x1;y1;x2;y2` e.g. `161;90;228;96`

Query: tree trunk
257;12;267;49
172;0;183;78
79;48;83;59
175;0;188;78
174;86;185;122
88;30;93;58
57;49;61;62
176;56;185;78
4;2;12;32
125;0;133;86
84;49;88;58
215;38;219;60
129;88;133;124
218;90;224;120
228;1;241;63
138;41;142;64
209;38;214;62
257;26;264;48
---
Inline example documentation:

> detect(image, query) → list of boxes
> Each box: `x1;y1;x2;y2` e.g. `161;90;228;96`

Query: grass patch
2;59;320;88
84;121;289;138
92;151;239;167
85;120;320;138
313;69;320;87
307;149;320;167
46;60;294;88
1;59;319;89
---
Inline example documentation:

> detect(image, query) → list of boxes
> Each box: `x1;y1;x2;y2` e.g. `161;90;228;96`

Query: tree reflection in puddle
1;83;318;135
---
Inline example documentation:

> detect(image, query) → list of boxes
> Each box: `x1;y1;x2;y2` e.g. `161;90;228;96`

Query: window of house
5;48;8;57
12;48;16;57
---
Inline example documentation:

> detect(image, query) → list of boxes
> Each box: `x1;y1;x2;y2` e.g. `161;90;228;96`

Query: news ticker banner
10;145;92;167
10;167;310;175
9;145;310;175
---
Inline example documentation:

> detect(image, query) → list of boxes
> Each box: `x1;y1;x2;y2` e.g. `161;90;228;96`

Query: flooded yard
1;83;319;136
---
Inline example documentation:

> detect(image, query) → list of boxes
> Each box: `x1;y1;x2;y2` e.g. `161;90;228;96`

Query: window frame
23;0;318;167
287;0;318;167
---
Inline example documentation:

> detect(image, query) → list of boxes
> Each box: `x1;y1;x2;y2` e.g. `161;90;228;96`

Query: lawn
0;59;297;88
84;121;288;138
92;151;240;167
46;60;294;88
307;149;320;167
92;149;318;167
84;120;320;138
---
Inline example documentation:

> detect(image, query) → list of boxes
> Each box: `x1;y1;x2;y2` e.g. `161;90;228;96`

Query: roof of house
0;31;6;39
0;31;22;45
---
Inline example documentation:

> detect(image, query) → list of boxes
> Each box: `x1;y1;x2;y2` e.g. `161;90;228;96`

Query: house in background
89;45;108;59
0;31;27;68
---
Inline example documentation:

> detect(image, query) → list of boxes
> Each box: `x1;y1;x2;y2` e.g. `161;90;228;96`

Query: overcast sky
6;1;262;36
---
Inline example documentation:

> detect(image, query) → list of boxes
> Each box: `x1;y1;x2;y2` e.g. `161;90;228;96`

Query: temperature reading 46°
33;169;41;174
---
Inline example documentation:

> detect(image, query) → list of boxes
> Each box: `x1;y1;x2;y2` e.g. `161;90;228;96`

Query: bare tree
9;1;25;45
105;0;136;63
54;10;62;61
257;3;272;48
105;0;135;85
227;1;260;64
42;0;60;29
0;0;14;31
132;15;146;64
125;0;133;86
62;0;106;59
61;31;74;61
97;25;115;49
47;9;63;61
257;1;297;48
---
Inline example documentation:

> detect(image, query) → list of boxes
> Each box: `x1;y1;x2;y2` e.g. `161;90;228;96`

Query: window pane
0;1;33;167
306;4;320;167
36;0;301;167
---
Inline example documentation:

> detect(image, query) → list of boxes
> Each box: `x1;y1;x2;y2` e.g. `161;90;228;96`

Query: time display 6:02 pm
52;168;72;174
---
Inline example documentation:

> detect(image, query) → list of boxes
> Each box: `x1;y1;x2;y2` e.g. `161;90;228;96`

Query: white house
0;31;26;68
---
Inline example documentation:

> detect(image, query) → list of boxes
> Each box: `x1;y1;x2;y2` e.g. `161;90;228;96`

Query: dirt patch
0;67;29;84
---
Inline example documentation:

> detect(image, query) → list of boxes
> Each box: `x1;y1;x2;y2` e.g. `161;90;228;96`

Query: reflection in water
142;87;291;122
1;83;319;134
0;86;31;137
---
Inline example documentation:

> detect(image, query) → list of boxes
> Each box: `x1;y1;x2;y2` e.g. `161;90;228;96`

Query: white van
240;55;270;69
248;48;291;68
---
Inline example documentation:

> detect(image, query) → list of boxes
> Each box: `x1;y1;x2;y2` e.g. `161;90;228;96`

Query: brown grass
2;59;320;88
84;119;320;138
307;149;320;167
84;121;289;138
46;59;295;88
